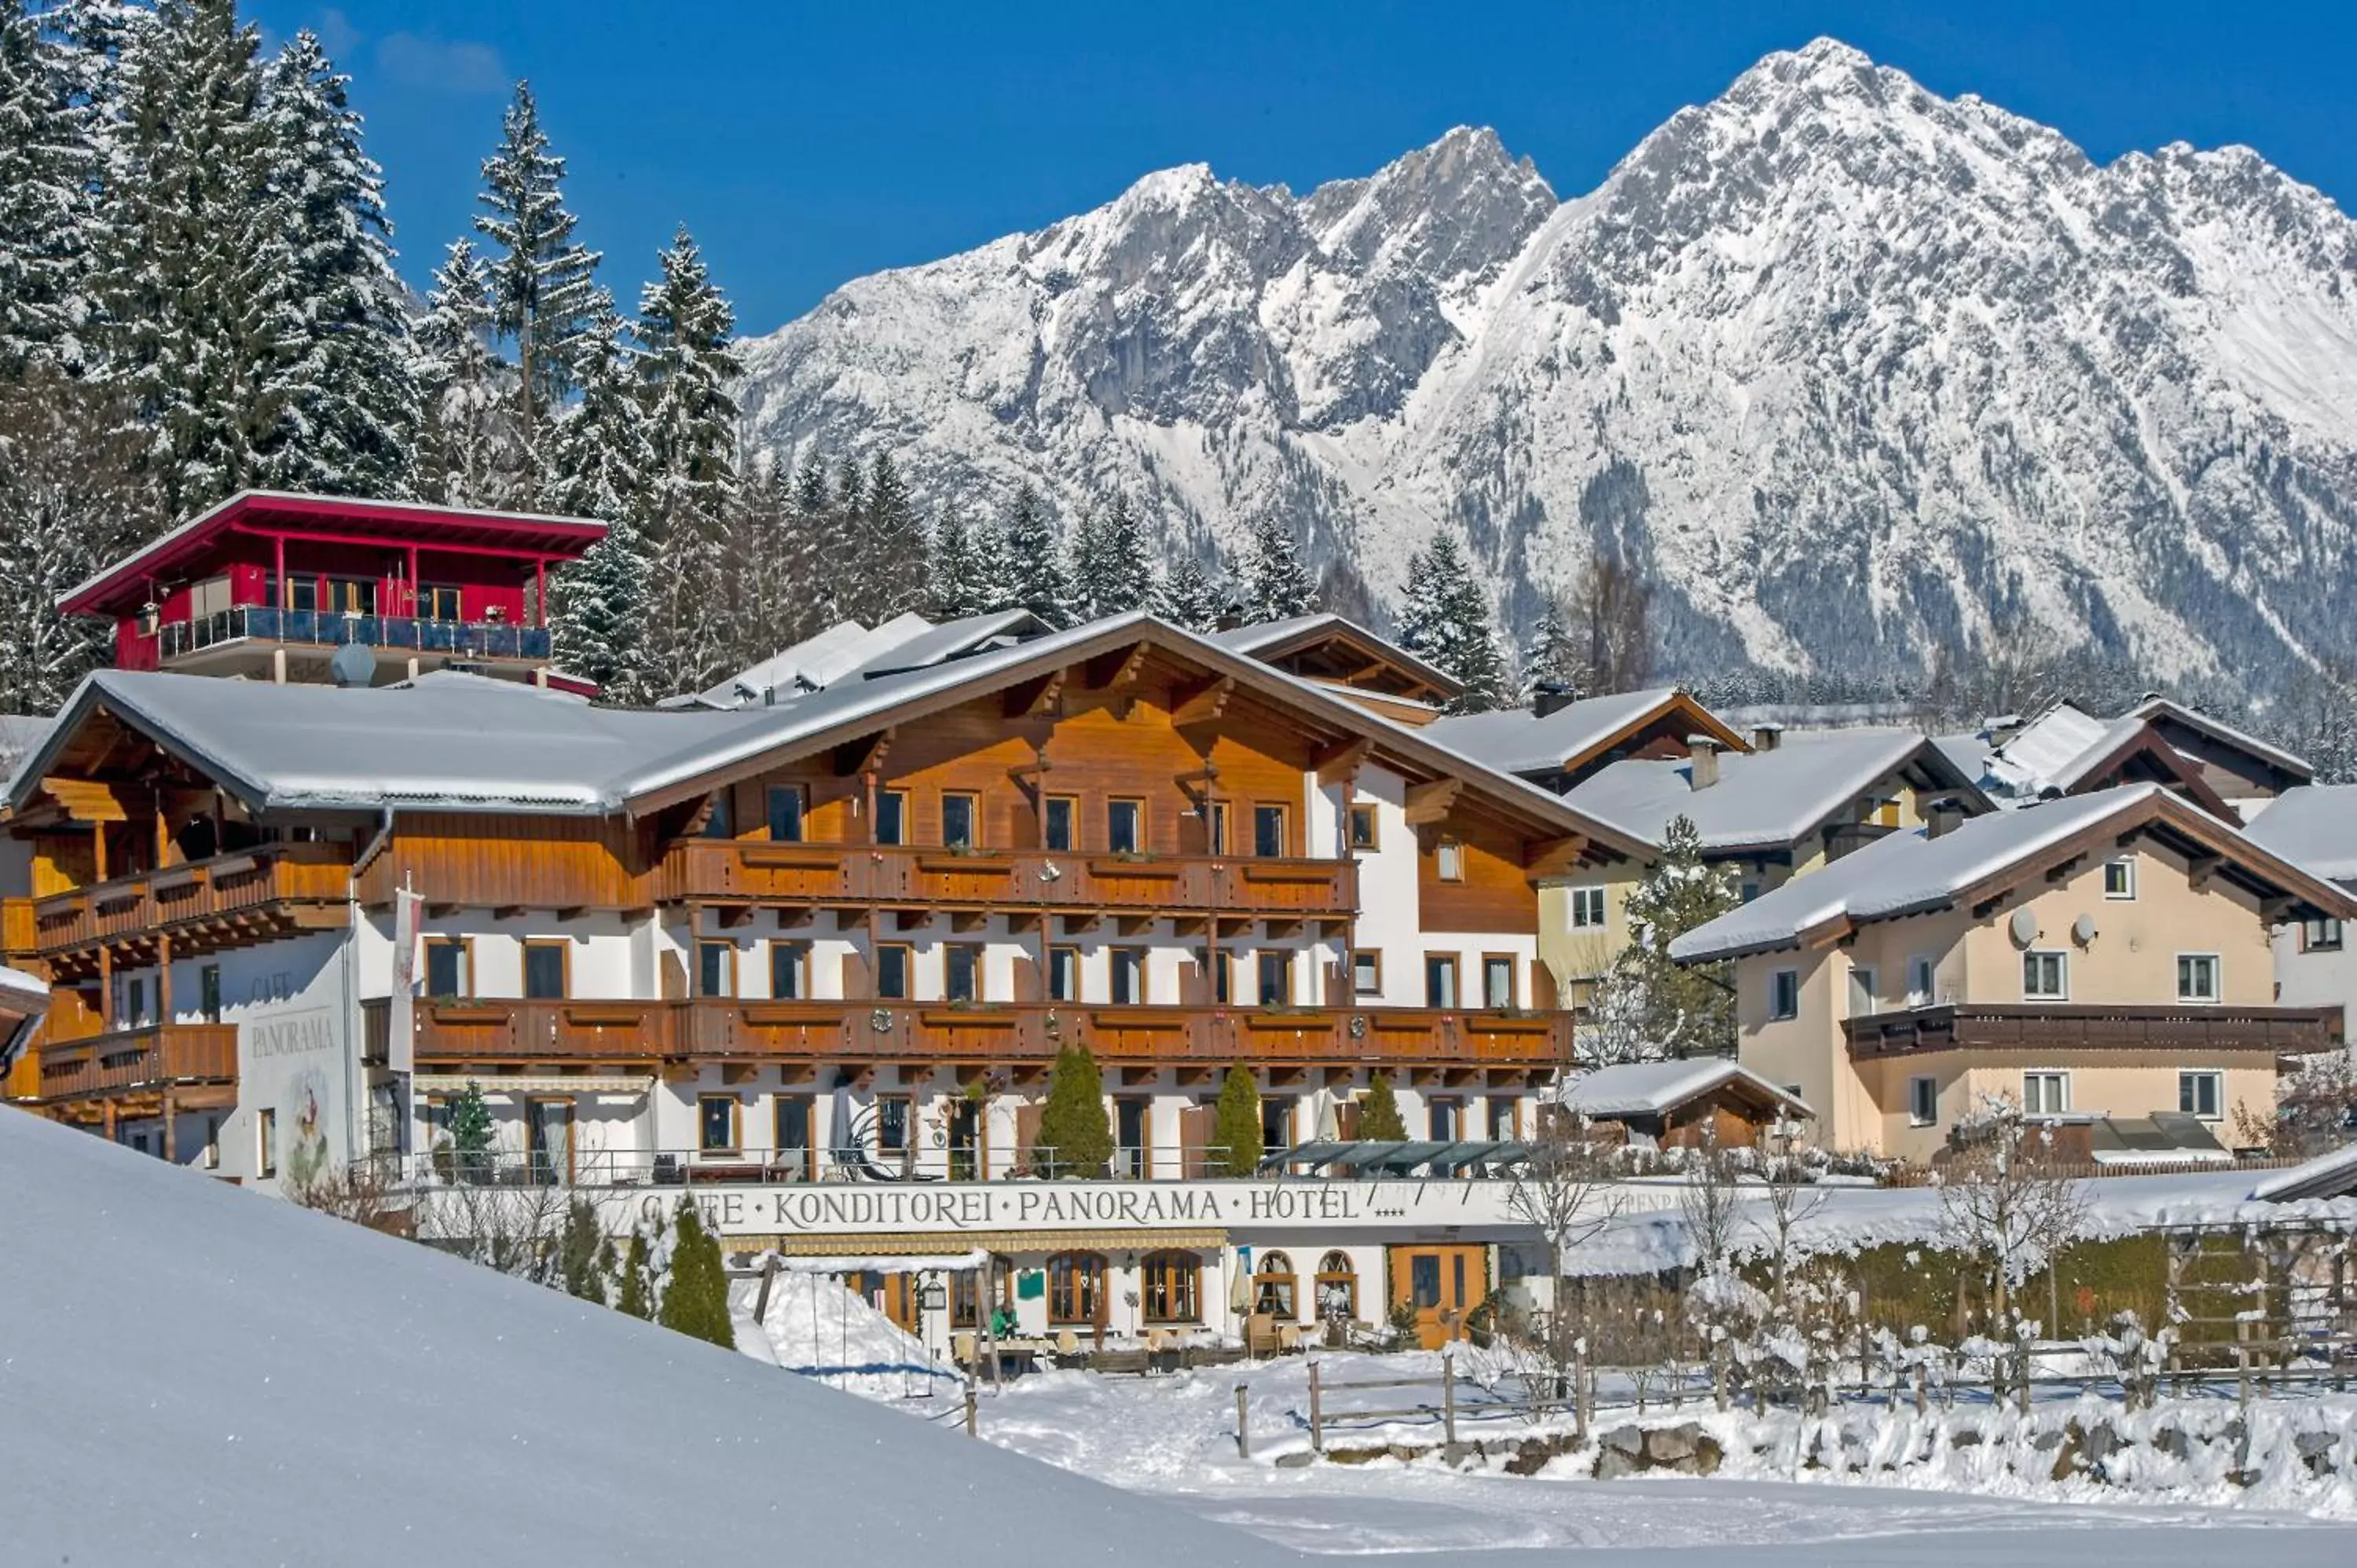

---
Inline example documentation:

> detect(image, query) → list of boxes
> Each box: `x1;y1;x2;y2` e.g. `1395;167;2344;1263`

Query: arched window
1048;1251;1106;1325
1314;1250;1358;1324
1253;1250;1297;1319
1141;1251;1200;1323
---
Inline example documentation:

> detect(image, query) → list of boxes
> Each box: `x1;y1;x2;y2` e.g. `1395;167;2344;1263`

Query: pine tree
614;1227;653;1320
1072;493;1153;621
1358;1072;1407;1142
969;515;1021;617
1211;1063;1263;1178
1397;532;1512;713
0;0;93;376
657;1200;735;1348
636;226;739;693
854;450;927;625
1608;814;1739;1059
1031;1042;1111;1177
783;446;838;639
1519;595;1586;702
1151;551;1226;632
556;1198;610;1302
545;295;654;700
409;239;514;507
445;1079;494;1178
926;508;980;619
251;28;414;496
474;79;599;483
1238;515;1313;624
726;455;801;667
1003;482;1076;628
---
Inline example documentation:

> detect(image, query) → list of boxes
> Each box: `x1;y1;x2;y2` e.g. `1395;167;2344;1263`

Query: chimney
1750;722;1783;753
1531;680;1578;719
1924;797;1966;838
1687;734;1721;791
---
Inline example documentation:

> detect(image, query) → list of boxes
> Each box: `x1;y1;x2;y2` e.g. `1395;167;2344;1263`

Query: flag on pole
390;888;422;1075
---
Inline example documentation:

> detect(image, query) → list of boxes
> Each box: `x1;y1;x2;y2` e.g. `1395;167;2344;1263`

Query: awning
412;1074;653;1097
721;1229;1228;1257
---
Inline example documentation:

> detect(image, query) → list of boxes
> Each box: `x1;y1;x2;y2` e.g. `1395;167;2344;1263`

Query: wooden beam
1059;911;1104;936
893;908;929;932
951;910;990;933
1115;914;1157;937
2187;851;2222;892
39;778;130;823
1522;834;1587;877
833;727;896;778
1175;1064;1220;1087
493;905;524;921
1403;776;1463;826
2044;855;2085;885
1086;641;1152;693
1003;669;1067;720
722;1063;761;1086
1119;1066;1157;1086
1263;917;1303;940
1314;738;1374;786
1169;674;1235;727
718;905;757;929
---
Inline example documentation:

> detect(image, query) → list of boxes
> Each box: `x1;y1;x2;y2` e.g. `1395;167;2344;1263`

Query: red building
63;491;607;688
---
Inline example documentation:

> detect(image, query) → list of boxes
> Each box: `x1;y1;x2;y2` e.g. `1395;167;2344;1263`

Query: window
1110;948;1145;1006
1047;946;1080;1002
2302;918;2345;954
874;944;911;1000
1260;1096;1292;1157
1141;1251;1200;1323
773;1095;811;1176
2022;1072;2069;1116
698;1094;739;1152
1252;804;1287;858
1253;1251;1297;1318
874;789;907;846
766;786;805;842
769;942;807;1000
1314;1251;1358;1323
2022;951;2068;1002
945;943;983;1003
1256;951;1289;1006
1435;839;1464;881
2176;953;2221;1004
941;791;979;848
1740;880;1762;904
1908;1075;1937;1127
698;940;735;998
1907;955;1935;1007
1846;965;1877;1019
1482;955;1515;1009
1113;1098;1150;1178
1210;949;1233;1005
1768;969;1800;1021
1351;950;1382;997
1486;1097;1516;1139
420;584;463;621
1427;1097;1461;1141
1043;795;1076;852
701;790;733;839
522;941;567;1000
1107;798;1143;855
284;577;317;613
1347;804;1378;851
2103;858;2136;899
526;1099;572;1183
202;1116;221;1171
2179;1070;2224;1119
119;976;146;1028
258;1107;278;1178
199;963;223;1024
1047;1251;1106;1324
1204;800;1229;854
1570;886;1607;929
1425;954;1459;1008
326;577;377;614
877;1095;910;1154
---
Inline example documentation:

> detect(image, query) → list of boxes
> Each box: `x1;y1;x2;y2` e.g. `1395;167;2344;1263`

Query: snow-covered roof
1668;783;2356;963
2232;784;2357;885
1561;1059;1812;1119
2250;1141;2357;1203
1560;728;1977;853
1985;702;2120;797
1208;613;1461;696
1424;687;1718;776
0;713;51;776
0;964;46;1005
675;610;1047;711
2132;695;2313;782
0;1093;1292;1567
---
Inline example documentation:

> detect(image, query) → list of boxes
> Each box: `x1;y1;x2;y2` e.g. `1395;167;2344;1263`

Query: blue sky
245;1;2357;338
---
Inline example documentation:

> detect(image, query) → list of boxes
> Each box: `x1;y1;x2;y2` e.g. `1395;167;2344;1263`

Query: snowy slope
0;1109;1288;1568
737;39;2357;694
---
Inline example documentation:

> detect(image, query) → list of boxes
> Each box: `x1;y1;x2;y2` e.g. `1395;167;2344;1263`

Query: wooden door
1179;1103;1215;1179
1387;1244;1486;1350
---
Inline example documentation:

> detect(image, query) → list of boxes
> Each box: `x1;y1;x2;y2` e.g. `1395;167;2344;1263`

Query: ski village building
3;491;2352;1354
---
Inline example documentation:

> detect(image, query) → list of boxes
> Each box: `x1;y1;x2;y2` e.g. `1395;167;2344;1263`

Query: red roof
61;491;609;617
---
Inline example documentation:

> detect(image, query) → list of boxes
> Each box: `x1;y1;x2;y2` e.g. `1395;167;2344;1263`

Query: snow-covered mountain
736;38;2357;692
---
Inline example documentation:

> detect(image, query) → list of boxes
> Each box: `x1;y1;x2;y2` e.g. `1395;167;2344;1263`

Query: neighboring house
1938;697;2314;825
0;715;51;900
0;963;47;1088
1666;785;2356;1163
1426;686;1748;795
1208;614;1464;725
1558;1057;1812;1149
2239;783;2357;1044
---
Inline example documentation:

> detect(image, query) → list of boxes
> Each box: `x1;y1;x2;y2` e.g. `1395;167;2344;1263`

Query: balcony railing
1847;1002;2341;1058
29;842;353;960
21;1024;237;1103
650;843;1358;921
374;995;1570;1072
158;605;552;664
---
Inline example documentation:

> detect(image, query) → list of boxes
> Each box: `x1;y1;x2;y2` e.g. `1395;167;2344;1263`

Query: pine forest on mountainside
0;3;2349;776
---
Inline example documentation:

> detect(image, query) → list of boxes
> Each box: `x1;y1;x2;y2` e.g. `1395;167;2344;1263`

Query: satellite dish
328;641;377;688
2008;908;2040;947
2073;912;2099;945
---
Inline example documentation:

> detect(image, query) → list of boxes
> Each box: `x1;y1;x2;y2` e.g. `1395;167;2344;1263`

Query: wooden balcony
651;842;1357;927
384;995;1569;1077
30;843;352;974
1847;1002;2341;1059
18;1024;237;1105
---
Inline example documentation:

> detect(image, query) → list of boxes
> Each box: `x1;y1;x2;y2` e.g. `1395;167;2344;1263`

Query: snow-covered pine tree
1396;532;1511;713
1150;551;1225;632
1607;814;1738;1058
926;507;979;620
1237;513;1313;624
1519;595;1586;702
252;28;414;496
409;239;514;507
544;295;654;701
723;454;801;666
0;0;93;376
1002;482;1075;628
781;446;838;639
856;450;928;625
969;513;1020;617
636;226;739;694
1072;493;1153;621
473;79;600;486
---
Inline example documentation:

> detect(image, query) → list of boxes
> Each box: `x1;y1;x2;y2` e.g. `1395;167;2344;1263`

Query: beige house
1669;785;2355;1163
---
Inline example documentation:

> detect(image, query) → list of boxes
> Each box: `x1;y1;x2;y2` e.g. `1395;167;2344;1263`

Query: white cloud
377;31;510;96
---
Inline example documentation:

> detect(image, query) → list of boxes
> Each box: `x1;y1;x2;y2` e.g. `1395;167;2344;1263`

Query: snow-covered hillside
0;1108;1286;1568
737;38;2357;693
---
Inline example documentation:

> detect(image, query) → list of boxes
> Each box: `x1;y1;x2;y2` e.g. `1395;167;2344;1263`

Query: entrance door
525;1099;574;1184
1388;1244;1486;1350
947;1097;982;1180
1113;1097;1150;1178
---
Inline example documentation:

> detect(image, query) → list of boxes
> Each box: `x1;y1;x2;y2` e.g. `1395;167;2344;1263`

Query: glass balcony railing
158;605;552;663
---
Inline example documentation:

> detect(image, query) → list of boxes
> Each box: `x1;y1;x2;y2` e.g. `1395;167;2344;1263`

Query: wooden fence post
1308;1360;1324;1453
1442;1352;1457;1447
1234;1383;1251;1460
964;1377;978;1438
752;1253;781;1324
